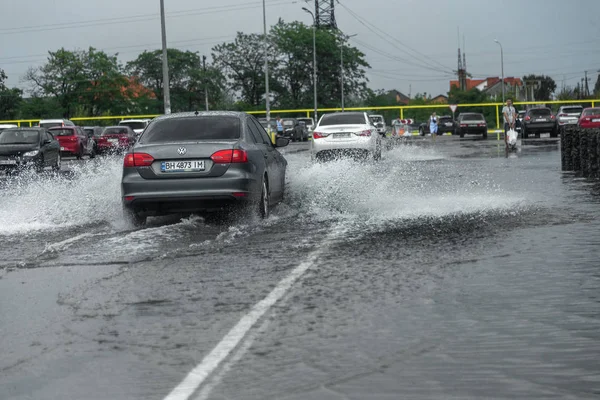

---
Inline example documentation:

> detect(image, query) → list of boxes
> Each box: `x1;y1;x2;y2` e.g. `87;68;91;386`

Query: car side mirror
275;137;290;148
42;139;52;145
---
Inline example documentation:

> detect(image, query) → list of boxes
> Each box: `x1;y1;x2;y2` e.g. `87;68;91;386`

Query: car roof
105;125;131;129
39;119;71;122
6;127;44;131
119;119;150;122
48;125;76;129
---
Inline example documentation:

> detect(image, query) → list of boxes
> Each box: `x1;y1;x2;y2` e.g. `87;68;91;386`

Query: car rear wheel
550;127;558;138
123;207;146;227
89;145;96;159
259;177;270;219
482;131;488;139
522;127;528;139
53;153;61;172
419;128;424;136
76;146;83;160
35;156;45;173
459;131;465;138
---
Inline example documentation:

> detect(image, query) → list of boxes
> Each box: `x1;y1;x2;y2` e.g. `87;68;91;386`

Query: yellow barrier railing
1;99;597;131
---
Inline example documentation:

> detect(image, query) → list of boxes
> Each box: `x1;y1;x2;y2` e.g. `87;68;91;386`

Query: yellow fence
1;99;597;130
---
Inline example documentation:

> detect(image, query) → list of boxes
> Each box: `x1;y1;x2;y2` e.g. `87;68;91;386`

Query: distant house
450;79;486;91
387;89;411;105
430;94;448;104
450;77;525;101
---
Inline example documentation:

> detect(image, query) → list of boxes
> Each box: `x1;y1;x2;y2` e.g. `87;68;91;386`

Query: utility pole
584;71;590;97
202;55;209;111
262;0;270;123
159;0;171;114
303;7;318;123
340;33;357;111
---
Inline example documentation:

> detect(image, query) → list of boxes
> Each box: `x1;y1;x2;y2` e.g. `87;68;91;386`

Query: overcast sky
2;0;600;100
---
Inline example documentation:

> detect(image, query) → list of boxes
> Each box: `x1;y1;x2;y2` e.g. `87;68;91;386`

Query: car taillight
355;130;371;136
524;116;531;121
124;152;154;167
70;136;77;141
312;131;326;139
460;124;467;127
210;149;248;163
478;123;486;127
550;115;555;120
559;113;567;117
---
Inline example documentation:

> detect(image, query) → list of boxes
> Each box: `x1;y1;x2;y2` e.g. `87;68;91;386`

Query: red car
96;126;136;154
578;107;600;129
49;126;92;159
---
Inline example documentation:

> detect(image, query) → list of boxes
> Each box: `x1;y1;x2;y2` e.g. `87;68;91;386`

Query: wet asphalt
1;136;599;400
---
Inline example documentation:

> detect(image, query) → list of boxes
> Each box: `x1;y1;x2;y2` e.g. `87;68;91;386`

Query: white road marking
163;229;343;400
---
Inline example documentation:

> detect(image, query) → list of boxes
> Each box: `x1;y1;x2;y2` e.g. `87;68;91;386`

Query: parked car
0;127;61;173
84;126;103;156
0;124;18;133
578;107;600;129
556;105;584;127
296;117;315;132
419;115;455;136
49;126;93;159
96;126;136;154
311;112;381;161
515;110;527;134
38;119;75;129
455;113;488;138
522;107;558;138
121;111;289;226
118;119;151;139
368;114;387;136
282;118;308;142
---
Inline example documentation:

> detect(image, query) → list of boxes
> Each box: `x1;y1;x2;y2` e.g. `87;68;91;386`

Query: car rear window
562;107;583;114
103;127;130;135
583;108;600;116
119;122;146;130
49;128;76;136
320;114;366;126
461;114;484;121
283;120;294;127
529;109;551;116
40;122;63;129
140;116;241;143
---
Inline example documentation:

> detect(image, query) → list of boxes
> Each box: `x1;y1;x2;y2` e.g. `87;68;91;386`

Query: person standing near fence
502;98;517;147
429;112;438;136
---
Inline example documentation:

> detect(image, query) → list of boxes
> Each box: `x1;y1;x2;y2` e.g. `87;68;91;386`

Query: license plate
469;124;478;127
161;160;205;172
333;133;350;138
540;133;550;138
593;119;600;122
60;147;65;151
445;123;453;126
536;118;546;122
0;160;17;165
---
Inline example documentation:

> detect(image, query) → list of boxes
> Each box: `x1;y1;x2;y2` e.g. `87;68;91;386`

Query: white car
38;119;75;129
311;112;382;161
297;117;315;132
118;119;151;138
369;114;386;136
0;124;18;133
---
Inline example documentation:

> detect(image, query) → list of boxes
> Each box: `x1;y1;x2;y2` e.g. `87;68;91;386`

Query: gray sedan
121;111;289;226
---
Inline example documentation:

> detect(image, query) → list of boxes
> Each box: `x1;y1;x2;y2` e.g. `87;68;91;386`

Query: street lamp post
494;39;504;105
262;0;270;124
160;0;171;114
340;33;357;111
303;7;318;123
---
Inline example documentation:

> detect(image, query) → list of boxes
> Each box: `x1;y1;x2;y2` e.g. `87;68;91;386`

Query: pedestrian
502;98;517;147
429;112;438;136
275;115;284;137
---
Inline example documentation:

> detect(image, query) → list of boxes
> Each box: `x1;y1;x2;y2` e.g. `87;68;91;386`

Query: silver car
556;105;583;127
121;111;289;226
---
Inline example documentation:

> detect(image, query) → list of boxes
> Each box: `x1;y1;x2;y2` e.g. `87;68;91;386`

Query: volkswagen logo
177;147;187;155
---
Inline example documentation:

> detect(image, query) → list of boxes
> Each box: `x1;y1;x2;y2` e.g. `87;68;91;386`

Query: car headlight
23;150;39;157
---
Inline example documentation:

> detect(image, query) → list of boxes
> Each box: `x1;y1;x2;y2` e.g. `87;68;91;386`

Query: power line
0;0;290;35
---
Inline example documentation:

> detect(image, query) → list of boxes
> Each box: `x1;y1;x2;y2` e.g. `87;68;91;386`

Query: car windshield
0;129;40;144
583;108;600;116
439;117;453;122
140;116;241;143
103;127;130;135
119;122;146;130
461;114;484;121
529;109;551;116
297;118;312;125
562;107;583;114
319;113;366;126
49;128;76;136
39;122;63;128
369;116;383;123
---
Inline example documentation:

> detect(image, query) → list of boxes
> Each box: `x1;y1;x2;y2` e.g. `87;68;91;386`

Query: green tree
522;74;557;101
212;32;272;108
448;87;495;126
0;69;23;119
594;73;600;97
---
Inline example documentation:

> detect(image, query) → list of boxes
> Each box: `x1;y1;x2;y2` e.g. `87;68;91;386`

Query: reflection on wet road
1;138;599;399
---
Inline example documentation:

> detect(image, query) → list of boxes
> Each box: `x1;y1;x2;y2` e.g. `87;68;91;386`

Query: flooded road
1;137;599;399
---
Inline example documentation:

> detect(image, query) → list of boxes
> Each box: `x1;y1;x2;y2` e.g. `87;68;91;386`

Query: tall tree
594;73;600;97
0;69;23;119
522;74;557;101
212;32;271;108
81;47;129;116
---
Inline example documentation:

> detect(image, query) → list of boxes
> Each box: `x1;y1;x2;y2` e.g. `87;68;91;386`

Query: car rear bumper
59;143;79;155
312;137;376;154
458;127;487;135
524;122;556;131
558;119;578;126
121;168;260;216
